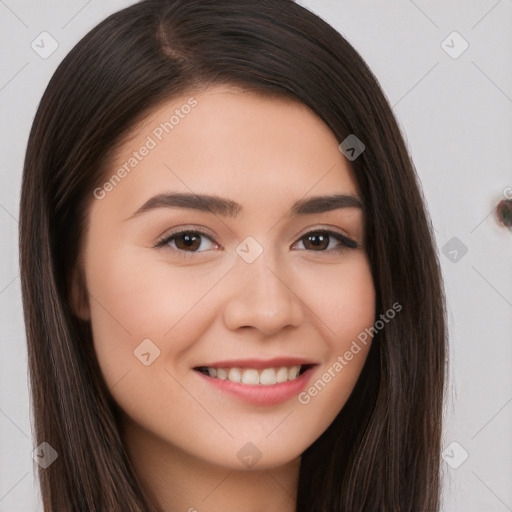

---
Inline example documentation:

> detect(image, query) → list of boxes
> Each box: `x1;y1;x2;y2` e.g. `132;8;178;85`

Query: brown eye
174;233;202;251
295;230;358;253
303;232;330;250
154;230;217;254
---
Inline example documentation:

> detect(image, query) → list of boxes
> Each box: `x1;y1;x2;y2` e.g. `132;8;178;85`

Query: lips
192;357;318;405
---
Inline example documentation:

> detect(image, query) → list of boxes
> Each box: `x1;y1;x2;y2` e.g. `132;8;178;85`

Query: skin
71;85;376;512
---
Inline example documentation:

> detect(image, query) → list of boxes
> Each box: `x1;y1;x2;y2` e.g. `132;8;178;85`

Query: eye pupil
176;233;201;251
305;233;329;250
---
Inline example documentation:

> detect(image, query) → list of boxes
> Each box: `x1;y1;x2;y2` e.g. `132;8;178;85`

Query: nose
222;249;304;336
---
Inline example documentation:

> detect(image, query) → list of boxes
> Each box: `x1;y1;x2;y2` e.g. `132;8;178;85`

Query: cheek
328;260;375;344
292;256;375;419
293;253;376;342
84;244;235;386
86;245;212;335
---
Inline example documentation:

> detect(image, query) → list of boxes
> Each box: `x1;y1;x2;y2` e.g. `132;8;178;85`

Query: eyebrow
127;192;364;220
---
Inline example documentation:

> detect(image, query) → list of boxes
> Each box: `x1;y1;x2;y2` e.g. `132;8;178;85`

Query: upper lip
194;357;318;369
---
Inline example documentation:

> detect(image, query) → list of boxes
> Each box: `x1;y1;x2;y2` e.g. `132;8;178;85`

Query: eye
154;229;219;256
154;227;359;258
293;229;359;253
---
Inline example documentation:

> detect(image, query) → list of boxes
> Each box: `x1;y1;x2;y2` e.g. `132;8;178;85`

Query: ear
69;261;90;321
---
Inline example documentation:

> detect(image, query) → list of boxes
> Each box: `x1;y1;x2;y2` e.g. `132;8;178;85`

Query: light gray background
1;1;511;511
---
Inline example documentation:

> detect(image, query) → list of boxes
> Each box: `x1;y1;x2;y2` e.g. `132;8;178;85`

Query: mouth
193;364;314;386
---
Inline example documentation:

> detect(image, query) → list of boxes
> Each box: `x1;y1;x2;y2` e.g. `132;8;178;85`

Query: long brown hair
19;0;448;510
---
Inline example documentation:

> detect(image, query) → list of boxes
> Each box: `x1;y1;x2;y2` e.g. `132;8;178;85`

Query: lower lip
194;366;317;406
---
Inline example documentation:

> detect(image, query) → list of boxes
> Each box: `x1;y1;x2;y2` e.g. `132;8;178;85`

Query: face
73;85;376;471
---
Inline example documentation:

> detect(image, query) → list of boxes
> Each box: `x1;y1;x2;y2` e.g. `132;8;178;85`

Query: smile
194;364;312;385
193;359;318;406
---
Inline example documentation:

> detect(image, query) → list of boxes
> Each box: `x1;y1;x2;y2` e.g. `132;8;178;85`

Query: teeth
241;369;259;385
288;365;301;380
276;367;289;383
259;368;276;385
201;365;306;385
228;368;241;383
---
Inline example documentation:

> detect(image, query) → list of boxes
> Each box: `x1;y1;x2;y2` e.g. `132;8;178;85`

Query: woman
19;0;448;510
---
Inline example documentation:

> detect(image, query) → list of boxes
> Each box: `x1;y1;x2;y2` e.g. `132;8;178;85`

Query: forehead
97;84;361;219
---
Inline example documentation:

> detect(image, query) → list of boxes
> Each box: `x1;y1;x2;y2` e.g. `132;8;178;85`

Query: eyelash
153;227;359;259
